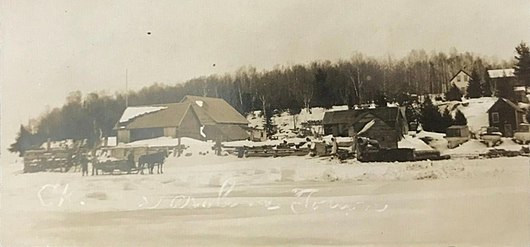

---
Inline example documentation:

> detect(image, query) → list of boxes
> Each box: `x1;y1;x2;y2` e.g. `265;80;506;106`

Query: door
504;124;513;137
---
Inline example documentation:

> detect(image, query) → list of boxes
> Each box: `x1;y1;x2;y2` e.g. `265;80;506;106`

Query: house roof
116;103;195;130
487;98;524;113
487;69;515;79
323;106;405;128
180;95;249;125
449;70;472;83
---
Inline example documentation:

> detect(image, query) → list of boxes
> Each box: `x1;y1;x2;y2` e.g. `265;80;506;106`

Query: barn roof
116;103;194;130
180;95;249;125
487;98;524;113
118;106;168;124
487;69;515;78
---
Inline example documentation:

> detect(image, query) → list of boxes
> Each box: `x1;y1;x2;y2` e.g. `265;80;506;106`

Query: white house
449;70;472;93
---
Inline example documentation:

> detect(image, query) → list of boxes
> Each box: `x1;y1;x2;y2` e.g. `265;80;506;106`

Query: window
492;112;499;123
457;75;462;82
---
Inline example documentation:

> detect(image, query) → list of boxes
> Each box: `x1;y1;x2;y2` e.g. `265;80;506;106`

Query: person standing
80;154;89;176
330;137;338;159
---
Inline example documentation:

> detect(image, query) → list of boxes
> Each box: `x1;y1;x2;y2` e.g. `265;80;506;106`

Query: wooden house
487;69;520;96
487;98;524;137
449;70;472;93
322;107;408;149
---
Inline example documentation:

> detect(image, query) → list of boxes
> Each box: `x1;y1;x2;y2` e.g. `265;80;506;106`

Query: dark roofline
449;69;472;83
487;98;524;113
323;106;404;125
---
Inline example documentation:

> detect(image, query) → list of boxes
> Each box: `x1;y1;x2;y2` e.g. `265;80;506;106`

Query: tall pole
125;68;129;107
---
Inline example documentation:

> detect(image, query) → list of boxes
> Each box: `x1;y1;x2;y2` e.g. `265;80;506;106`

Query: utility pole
125;68;129;107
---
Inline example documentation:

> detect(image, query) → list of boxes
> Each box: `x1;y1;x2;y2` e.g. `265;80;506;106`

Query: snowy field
2;150;529;246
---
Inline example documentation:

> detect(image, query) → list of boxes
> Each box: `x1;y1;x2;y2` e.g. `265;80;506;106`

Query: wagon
23;149;74;173
93;158;137;175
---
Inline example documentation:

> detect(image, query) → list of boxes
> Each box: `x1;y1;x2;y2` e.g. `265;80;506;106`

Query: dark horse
138;150;169;174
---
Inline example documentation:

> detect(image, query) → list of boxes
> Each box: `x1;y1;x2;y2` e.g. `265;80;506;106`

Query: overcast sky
1;0;530;157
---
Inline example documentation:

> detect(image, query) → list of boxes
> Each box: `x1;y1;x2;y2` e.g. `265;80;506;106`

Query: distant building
513;86;529;103
115;96;249;143
487;69;519;95
115;103;203;143
445;125;470;149
322;107;408;149
180;95;250;142
449;70;472;93
487;98;524;137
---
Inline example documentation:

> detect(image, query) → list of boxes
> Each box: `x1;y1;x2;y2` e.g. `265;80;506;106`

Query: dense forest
12;45;530;156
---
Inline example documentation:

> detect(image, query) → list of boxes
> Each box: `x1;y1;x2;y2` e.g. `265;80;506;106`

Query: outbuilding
487;98;524;137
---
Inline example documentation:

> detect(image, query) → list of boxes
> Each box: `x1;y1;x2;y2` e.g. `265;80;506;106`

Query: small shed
249;127;267;142
445;125;470;148
446;125;470;138
487;98;524;137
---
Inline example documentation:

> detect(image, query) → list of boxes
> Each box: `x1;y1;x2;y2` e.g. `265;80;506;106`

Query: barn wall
178;109;203;140
164;127;177;138
130;128;164;142
117;129;130;143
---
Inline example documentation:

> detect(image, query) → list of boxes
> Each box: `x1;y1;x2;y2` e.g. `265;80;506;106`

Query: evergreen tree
445;84;463;101
9;125;38;157
440;108;454;131
374;91;388;107
420;97;441;132
496;80;516;101
514;42;530;90
453;110;468;126
466;70;482;98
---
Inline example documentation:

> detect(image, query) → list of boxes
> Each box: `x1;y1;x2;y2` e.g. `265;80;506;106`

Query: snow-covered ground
2;142;529;246
436;97;497;133
3;98;529;246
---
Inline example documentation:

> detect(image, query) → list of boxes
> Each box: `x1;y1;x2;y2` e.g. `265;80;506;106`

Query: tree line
11;45;529;156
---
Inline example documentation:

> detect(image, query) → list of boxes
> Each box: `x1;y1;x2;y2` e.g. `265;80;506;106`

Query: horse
138;150;169;174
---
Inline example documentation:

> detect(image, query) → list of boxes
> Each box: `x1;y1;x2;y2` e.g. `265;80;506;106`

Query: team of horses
91;149;170;175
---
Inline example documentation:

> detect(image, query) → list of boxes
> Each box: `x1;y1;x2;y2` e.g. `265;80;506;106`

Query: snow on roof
487;69;515;78
327;105;349;112
438;97;497;133
119;106;167;123
514;86;526;91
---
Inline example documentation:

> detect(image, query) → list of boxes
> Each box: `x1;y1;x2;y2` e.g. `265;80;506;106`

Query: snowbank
398;135;433;151
437;97;496;133
443;138;524;156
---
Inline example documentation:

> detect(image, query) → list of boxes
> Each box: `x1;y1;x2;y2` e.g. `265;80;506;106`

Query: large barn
323;107;408;149
180;95;250;142
115;96;249;143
